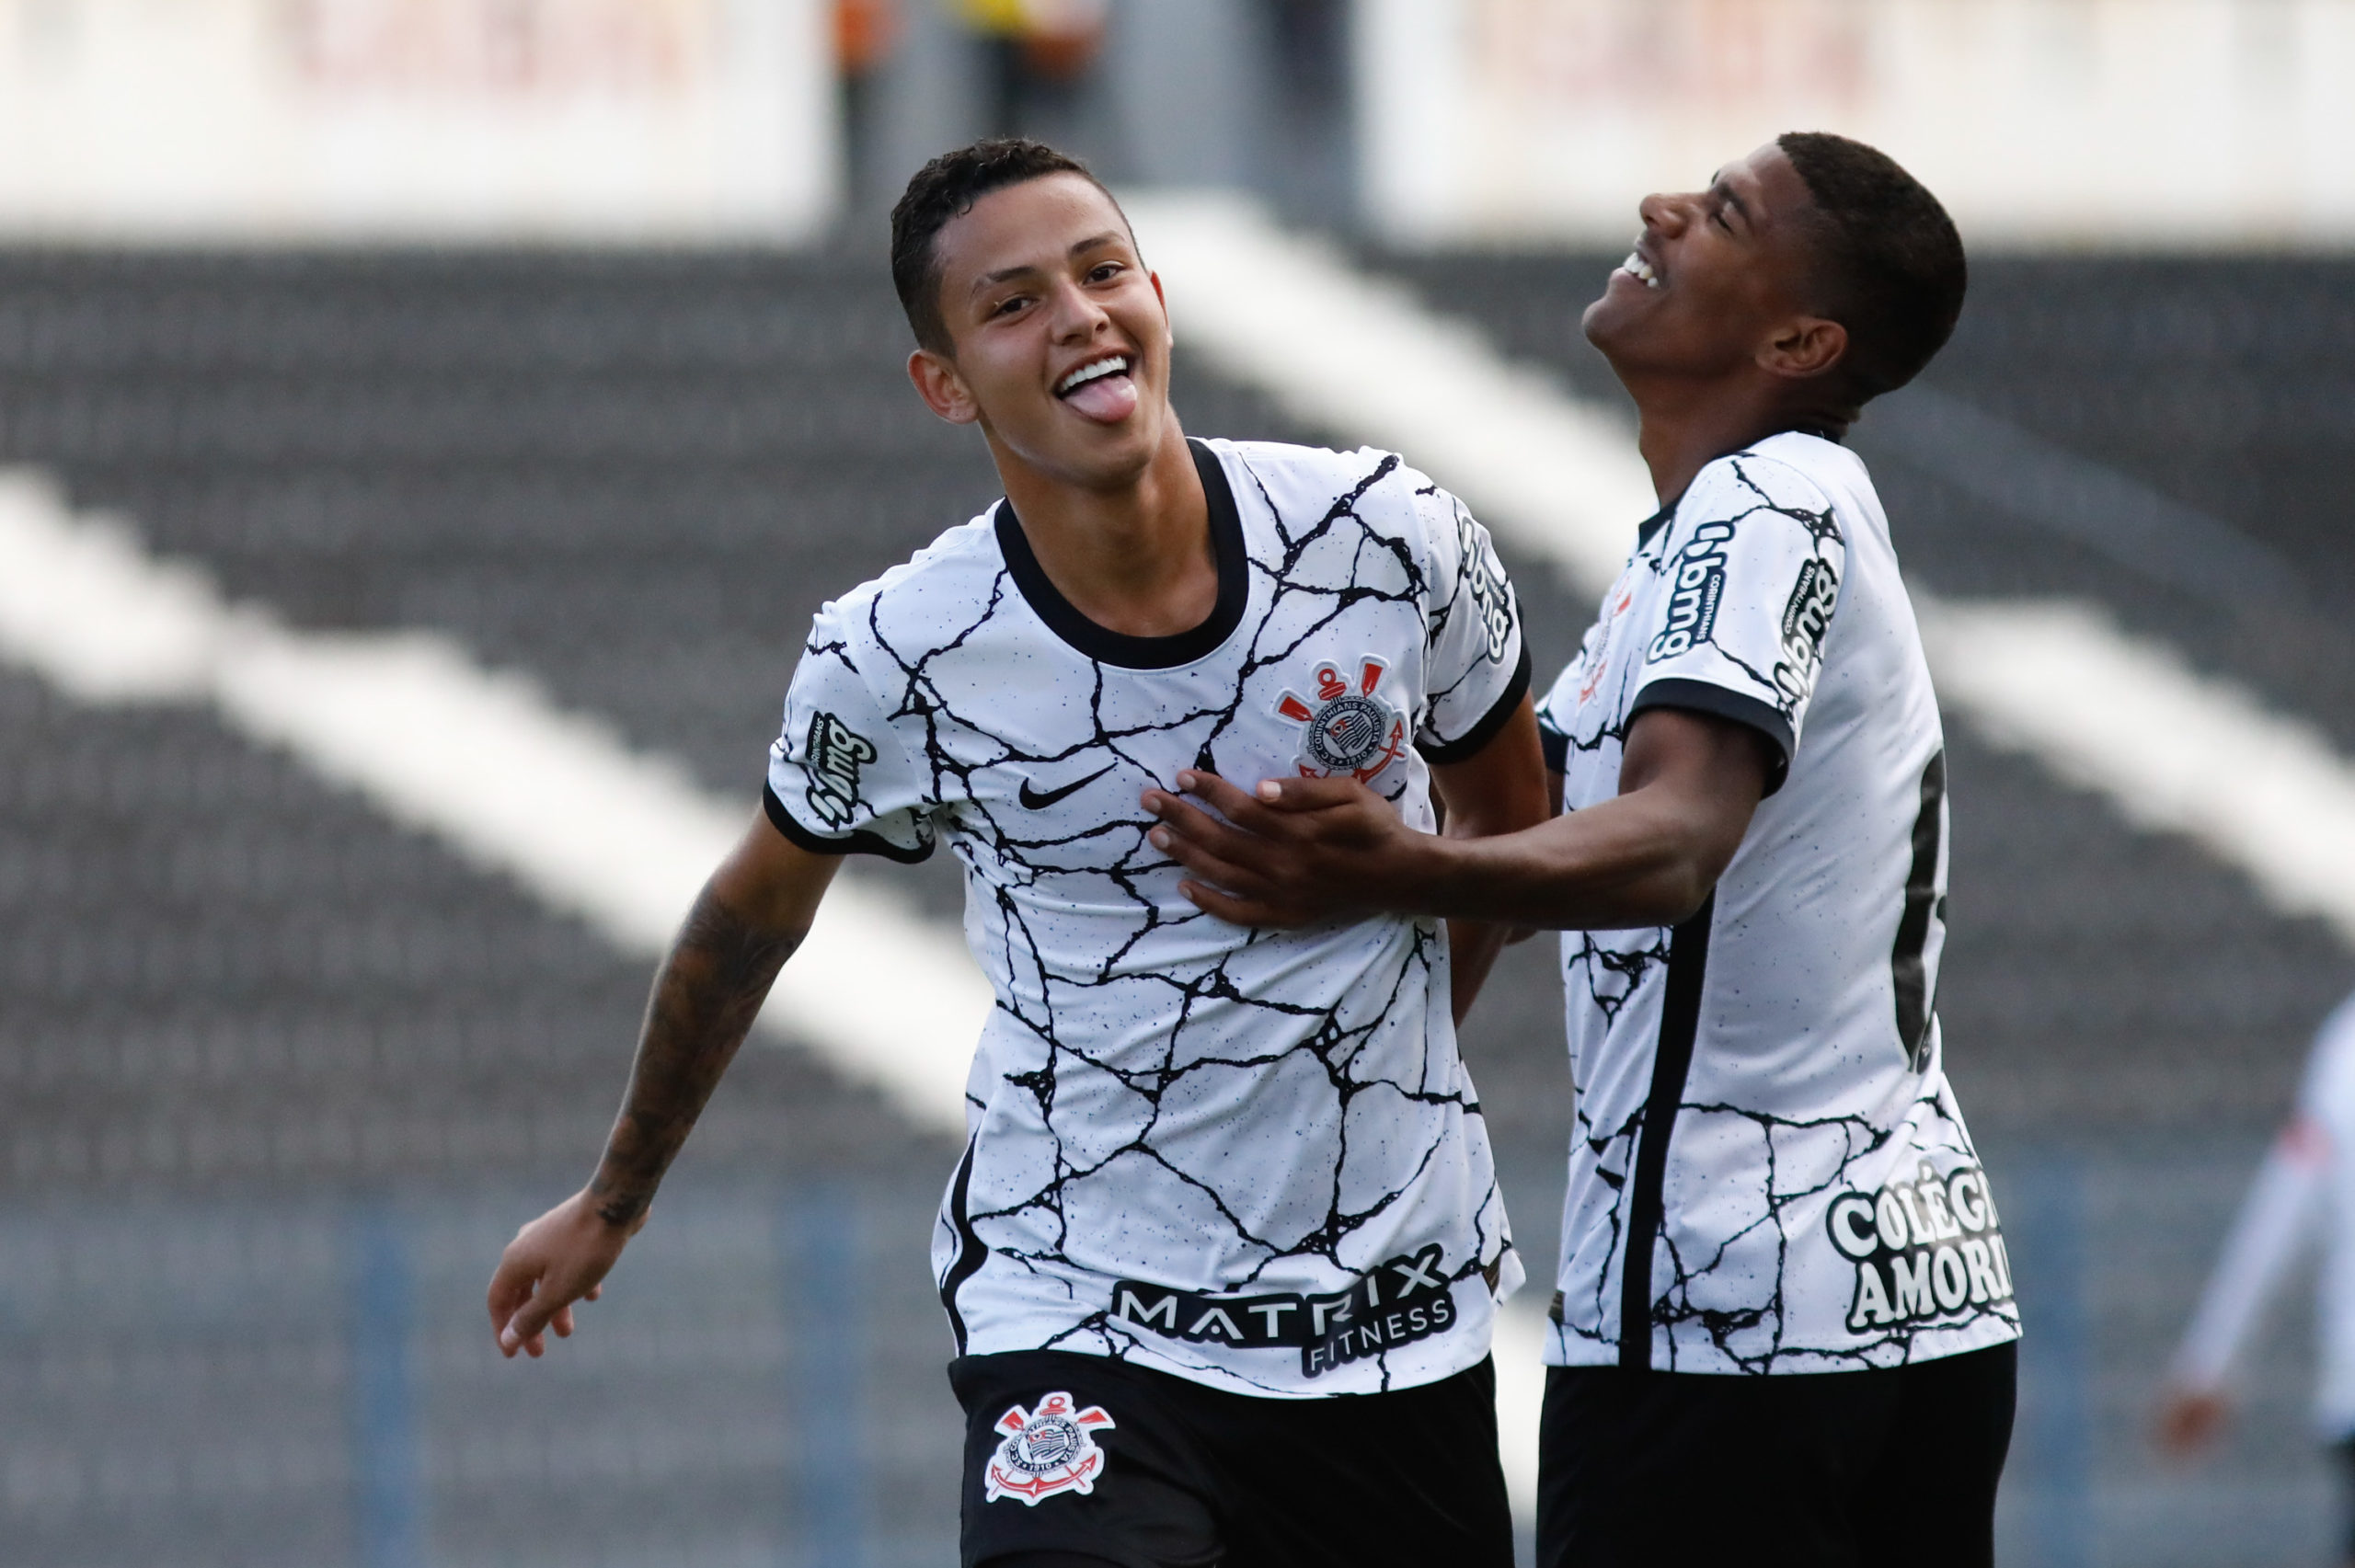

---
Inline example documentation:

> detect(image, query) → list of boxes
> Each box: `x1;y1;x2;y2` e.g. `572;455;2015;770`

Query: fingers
1246;773;1371;812
500;1288;563;1358
488;1257;541;1351
1177;879;1297;928
1143;791;1270;875
1168;769;1278;827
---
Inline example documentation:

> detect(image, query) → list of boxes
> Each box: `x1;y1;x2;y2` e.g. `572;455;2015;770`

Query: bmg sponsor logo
1647;521;1732;661
800;710;877;830
1455;504;1514;664
1773;555;1838;704
1826;1161;2014;1333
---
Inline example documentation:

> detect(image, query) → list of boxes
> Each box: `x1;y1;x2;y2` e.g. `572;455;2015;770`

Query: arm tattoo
589;888;804;1226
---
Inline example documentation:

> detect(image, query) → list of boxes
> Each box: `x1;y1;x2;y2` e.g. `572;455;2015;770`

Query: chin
1030;421;1159;492
1582;297;1642;363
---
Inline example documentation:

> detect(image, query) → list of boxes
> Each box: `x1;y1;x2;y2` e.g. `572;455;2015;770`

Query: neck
1616;369;1845;505
989;418;1215;639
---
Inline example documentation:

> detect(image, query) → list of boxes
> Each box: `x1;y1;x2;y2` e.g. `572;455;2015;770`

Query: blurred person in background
2159;990;2355;1565
838;0;902;206
957;0;1107;142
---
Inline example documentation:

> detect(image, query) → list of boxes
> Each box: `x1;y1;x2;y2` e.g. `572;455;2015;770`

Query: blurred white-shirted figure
2159;990;2355;1563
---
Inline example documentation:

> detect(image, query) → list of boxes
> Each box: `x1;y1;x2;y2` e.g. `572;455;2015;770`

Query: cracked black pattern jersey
764;438;1530;1397
1535;432;2021;1375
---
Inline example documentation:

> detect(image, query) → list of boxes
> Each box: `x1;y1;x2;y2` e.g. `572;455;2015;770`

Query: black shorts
950;1349;1514;1568
1537;1340;2017;1568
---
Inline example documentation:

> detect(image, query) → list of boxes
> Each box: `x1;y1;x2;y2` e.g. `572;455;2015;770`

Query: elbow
1635;844;1736;928
1638;876;1717;929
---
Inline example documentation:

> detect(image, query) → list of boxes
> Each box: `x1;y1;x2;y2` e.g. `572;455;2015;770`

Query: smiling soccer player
484;139;1549;1568
1145;134;2020;1566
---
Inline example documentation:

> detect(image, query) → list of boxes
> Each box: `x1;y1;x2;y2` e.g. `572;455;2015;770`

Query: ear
907;347;980;426
1149;268;1175;351
1759;315;1847;381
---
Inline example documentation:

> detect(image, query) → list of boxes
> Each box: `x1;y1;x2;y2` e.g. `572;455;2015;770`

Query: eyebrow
970;231;1131;294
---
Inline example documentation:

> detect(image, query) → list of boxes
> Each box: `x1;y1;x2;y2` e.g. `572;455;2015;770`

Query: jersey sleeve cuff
1417;644;1533;766
762;780;936;864
1627;678;1796;796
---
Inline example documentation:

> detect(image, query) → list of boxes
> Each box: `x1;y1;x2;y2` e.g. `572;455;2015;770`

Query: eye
990;294;1029;319
1087;260;1124;283
1711;207;1733;233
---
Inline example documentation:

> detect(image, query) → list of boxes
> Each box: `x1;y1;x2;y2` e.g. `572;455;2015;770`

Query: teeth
1057;356;1128;395
1619;252;1660;289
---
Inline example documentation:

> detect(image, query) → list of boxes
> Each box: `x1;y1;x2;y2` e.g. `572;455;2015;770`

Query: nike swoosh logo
1019;766;1114;810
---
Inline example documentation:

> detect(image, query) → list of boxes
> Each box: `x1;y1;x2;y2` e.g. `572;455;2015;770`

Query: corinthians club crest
1275;656;1408;783
983;1391;1117;1506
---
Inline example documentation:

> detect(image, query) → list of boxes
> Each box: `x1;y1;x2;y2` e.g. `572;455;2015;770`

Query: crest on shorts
983;1391;1117;1506
1275;656;1407;783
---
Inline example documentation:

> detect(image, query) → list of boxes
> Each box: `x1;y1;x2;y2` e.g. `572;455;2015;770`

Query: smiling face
1582;142;1844;393
906;172;1176;493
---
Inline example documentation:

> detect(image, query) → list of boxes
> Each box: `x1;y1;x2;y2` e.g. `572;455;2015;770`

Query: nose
1638;191;1691;236
1045;273;1112;342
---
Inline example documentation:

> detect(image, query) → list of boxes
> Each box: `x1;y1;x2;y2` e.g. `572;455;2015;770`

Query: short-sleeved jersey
1536;432;2020;1374
765;438;1530;1398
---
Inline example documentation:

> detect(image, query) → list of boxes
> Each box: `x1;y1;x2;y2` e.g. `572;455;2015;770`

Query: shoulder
1680;436;1845;531
810;510;1005;647
1209;438;1432;529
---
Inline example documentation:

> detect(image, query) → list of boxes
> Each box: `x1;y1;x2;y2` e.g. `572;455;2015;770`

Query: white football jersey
765;438;1530;1397
1536;431;2021;1374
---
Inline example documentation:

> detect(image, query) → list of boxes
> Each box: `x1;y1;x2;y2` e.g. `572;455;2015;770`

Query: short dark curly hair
1776;132;1967;404
889;138;1126;355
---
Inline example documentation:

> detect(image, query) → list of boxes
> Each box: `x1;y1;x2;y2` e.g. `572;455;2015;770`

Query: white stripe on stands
1919;599;2355;947
1128;193;1658;591
0;473;991;1135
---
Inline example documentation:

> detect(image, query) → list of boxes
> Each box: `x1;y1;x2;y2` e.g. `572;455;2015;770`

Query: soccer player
486;138;1548;1568
1145;133;2020;1564
2158;990;2355;1568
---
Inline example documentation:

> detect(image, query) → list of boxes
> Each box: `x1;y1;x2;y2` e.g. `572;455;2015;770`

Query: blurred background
3;1;2353;1564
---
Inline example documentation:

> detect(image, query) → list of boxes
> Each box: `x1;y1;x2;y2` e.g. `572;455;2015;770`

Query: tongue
1063;372;1138;424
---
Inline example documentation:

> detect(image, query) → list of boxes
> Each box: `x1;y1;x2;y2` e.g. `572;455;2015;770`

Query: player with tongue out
487;138;1550;1568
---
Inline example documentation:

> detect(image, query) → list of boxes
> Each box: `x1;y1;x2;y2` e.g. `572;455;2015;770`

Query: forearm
588;884;806;1225
1399;789;1729;932
1439;810;1520;1023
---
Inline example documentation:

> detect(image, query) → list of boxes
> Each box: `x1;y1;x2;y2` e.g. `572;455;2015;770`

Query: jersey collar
994;438;1249;670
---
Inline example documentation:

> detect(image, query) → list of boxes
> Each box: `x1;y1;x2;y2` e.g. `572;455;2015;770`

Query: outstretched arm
1143;705;1773;933
1424;696;1553;1023
2155;1116;2328;1457
487;813;841;1357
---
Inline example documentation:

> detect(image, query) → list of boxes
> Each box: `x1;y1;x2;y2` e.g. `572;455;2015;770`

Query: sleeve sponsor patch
1775;556;1840;705
801;710;879;830
1646;521;1732;662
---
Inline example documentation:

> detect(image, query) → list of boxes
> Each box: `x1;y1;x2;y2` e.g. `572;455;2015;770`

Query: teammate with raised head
1145;132;2019;1565
485;138;1548;1568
